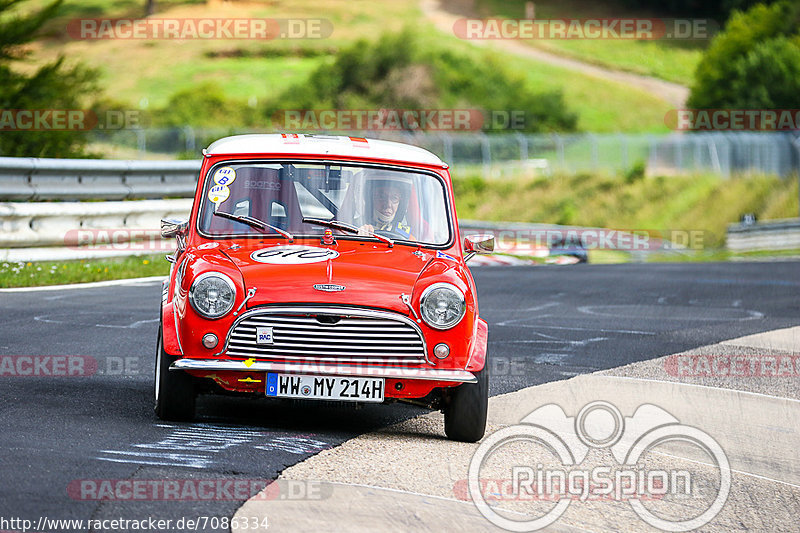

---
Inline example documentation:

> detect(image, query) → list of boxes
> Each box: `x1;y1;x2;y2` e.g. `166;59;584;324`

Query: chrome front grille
224;307;428;364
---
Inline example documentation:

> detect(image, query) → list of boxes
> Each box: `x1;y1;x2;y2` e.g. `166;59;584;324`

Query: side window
232;199;249;218
271;202;286;218
293;181;334;219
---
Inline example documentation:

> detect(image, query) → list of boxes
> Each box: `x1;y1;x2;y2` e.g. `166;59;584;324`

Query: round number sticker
208;184;230;204
251;245;340;264
213;167;236;186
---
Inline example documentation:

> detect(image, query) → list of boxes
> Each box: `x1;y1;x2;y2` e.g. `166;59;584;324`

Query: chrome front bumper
170;358;477;383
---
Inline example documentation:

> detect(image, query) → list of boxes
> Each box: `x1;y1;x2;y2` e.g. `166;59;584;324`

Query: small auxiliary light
321;228;335;245
433;343;450;359
202;333;219;349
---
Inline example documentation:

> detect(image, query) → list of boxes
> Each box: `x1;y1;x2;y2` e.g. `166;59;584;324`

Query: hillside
470;0;705;85
15;0;675;133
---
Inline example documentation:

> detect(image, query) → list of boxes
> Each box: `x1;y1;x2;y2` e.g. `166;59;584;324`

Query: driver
358;176;414;239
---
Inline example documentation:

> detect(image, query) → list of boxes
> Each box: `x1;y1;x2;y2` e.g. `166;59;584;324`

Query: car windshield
198;162;451;246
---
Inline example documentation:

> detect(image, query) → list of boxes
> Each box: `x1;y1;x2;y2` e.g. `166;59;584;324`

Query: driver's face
373;184;402;220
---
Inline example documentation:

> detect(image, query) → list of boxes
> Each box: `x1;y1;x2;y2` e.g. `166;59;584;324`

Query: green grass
473;0;705;85
127;55;329;109
0;255;169;288
417;31;671;133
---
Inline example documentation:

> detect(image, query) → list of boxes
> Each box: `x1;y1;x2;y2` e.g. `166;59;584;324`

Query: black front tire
154;326;196;421
444;364;489;442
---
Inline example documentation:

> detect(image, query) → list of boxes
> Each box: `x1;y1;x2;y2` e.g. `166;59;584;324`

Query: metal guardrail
727;218;800;252
0;199;192;249
0;157;201;201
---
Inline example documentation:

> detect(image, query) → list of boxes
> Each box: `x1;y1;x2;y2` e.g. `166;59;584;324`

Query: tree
0;0;100;157
619;0;779;22
145;0;156;17
688;1;800;109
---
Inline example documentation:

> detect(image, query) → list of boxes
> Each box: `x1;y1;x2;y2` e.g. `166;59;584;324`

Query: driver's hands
358;224;374;236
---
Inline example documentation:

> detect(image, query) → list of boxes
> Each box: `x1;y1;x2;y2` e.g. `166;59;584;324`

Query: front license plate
266;373;384;403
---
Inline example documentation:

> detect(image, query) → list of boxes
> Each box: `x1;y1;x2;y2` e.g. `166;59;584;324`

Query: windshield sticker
208;184;230;205
213;166;236;186
244;179;282;190
251;245;339;264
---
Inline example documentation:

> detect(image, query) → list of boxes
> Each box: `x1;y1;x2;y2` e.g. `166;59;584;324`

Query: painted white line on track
0;276;166;293
600;374;800;405
652;450;800;490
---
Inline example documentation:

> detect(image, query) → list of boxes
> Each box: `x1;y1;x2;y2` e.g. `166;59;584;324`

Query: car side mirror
161;218;189;263
464;234;494;262
161;218;188;239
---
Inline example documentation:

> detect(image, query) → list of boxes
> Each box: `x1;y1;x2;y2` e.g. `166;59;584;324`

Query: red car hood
221;242;436;313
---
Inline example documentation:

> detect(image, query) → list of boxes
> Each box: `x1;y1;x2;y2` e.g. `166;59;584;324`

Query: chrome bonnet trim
170;358;476;383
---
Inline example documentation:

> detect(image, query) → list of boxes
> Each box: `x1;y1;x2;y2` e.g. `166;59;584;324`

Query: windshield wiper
214;211;294;241
302;217;394;248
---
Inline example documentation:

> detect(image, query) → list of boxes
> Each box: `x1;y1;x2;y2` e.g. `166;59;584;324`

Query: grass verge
0;255;169;288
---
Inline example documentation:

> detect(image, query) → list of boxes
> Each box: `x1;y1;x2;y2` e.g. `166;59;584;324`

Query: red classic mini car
156;134;494;441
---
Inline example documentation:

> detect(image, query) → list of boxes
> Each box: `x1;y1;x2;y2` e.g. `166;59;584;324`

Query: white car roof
205;134;445;166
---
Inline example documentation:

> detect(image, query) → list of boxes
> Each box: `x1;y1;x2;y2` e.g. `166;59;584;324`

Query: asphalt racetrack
0;261;798;531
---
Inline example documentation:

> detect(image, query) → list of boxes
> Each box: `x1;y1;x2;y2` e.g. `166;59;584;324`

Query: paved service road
0;262;797;531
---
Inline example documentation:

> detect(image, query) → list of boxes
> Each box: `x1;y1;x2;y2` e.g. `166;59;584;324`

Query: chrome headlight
189;272;236;319
420;282;466;330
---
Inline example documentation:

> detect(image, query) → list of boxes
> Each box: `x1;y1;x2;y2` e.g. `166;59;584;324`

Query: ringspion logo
467;401;730;531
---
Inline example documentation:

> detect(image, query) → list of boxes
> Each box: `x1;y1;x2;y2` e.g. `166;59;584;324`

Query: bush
624;161;647;184
453;175;487;195
154;82;252;128
266;30;578;133
620;0;778;21
688;1;800;109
